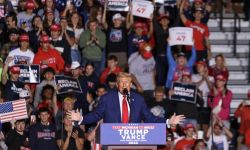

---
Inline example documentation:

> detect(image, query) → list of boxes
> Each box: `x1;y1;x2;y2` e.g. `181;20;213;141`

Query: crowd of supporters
0;0;249;149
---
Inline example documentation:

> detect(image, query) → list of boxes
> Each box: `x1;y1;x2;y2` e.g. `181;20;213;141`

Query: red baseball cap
182;70;191;78
184;123;195;130
25;1;35;9
215;74;226;81
194;0;203;4
139;42;153;59
157;14;169;21
196;61;207;67
40;35;50;43
50;24;61;32
10;65;20;74
134;22;145;29
19;34;29;42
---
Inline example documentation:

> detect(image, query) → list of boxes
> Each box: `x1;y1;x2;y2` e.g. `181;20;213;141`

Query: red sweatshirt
33;47;65;73
208;90;233;120
99;67;122;84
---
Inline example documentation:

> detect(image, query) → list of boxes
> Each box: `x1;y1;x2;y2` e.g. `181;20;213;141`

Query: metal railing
233;13;241;56
219;1;224;30
248;40;250;83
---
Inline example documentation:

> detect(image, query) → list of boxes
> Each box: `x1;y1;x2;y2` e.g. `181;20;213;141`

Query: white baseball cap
70;61;80;70
112;13;122;21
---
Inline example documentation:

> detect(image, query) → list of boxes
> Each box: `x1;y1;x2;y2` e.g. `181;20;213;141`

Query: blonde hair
117;72;132;82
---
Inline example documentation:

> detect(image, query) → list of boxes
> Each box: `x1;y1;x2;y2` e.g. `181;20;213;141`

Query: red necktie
122;95;129;123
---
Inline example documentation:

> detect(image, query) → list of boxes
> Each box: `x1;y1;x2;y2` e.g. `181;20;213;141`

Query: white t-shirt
7;48;35;66
17;12;35;32
192;74;214;107
67;26;84;50
207;134;229;150
128;52;155;91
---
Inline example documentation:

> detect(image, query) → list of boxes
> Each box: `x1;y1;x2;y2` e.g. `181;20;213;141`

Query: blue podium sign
101;123;166;145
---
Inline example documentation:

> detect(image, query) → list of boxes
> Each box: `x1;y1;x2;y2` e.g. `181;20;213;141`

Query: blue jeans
71;49;81;63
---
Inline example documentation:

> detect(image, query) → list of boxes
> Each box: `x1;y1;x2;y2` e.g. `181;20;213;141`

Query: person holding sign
128;13;153;56
180;0;211;61
1;59;25;101
67;72;185;127
165;44;196;89
169;70;204;127
102;1;133;68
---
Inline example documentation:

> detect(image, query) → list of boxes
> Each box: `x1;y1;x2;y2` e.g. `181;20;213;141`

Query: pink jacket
208;90;233;120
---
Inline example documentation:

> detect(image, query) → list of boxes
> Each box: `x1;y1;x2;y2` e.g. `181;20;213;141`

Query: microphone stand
209;95;216;150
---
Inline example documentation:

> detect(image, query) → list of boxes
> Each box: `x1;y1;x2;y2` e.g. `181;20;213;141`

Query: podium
100;123;166;150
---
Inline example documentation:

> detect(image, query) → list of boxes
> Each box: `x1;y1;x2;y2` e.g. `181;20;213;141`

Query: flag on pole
0;99;28;123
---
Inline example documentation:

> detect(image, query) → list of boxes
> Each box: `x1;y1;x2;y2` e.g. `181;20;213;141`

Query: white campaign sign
132;0;154;19
169;27;194;46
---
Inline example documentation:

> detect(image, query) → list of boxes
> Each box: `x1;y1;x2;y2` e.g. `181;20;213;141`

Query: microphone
122;88;131;103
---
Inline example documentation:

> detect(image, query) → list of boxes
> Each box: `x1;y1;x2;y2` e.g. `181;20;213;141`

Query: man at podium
67;72;185;126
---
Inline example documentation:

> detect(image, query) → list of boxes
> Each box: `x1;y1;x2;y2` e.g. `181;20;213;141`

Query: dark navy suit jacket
82;90;166;124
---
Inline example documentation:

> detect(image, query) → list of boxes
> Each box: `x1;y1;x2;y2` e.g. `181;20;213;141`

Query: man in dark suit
68;72;185;126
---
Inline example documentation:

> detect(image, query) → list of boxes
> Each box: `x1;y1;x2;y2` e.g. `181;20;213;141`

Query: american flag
0;99;28;123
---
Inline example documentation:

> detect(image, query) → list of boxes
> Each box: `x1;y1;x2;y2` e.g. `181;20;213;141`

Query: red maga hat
40;35;50;43
10;65;20;74
19;34;29;42
215;74;226;81
25;1;35;9
50;24;61;31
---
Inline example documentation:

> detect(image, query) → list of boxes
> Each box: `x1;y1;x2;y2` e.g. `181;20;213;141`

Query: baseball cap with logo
40;35;50;43
10;65;20;74
50;24;61;31
184;123;195;130
182;70;191;78
134;22;145;29
215;74;226;82
25;1;35;9
139;42;153;59
19;34;29;42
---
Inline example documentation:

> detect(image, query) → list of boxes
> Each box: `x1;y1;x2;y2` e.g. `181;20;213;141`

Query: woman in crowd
38;0;60;23
208;74;232;128
67;11;84;63
209;54;229;81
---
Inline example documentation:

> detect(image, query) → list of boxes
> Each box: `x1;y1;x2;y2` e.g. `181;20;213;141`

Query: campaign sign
132;0;154;19
169;27;193;46
55;75;82;94
101;123;166;145
171;82;197;104
18;65;40;83
107;0;129;11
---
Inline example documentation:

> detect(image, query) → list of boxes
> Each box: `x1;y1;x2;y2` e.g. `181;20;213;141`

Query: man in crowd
33;34;65;74
68;72;185;126
99;55;122;84
29;107;57;150
180;0;211;61
175;123;196;150
79;19;106;75
6;33;34;66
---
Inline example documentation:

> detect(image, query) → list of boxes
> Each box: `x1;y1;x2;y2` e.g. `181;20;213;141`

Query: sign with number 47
132;0;154;19
169;27;194;46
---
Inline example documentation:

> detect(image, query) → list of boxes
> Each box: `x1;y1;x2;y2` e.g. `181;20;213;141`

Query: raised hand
66;109;82;121
169;113;185;126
